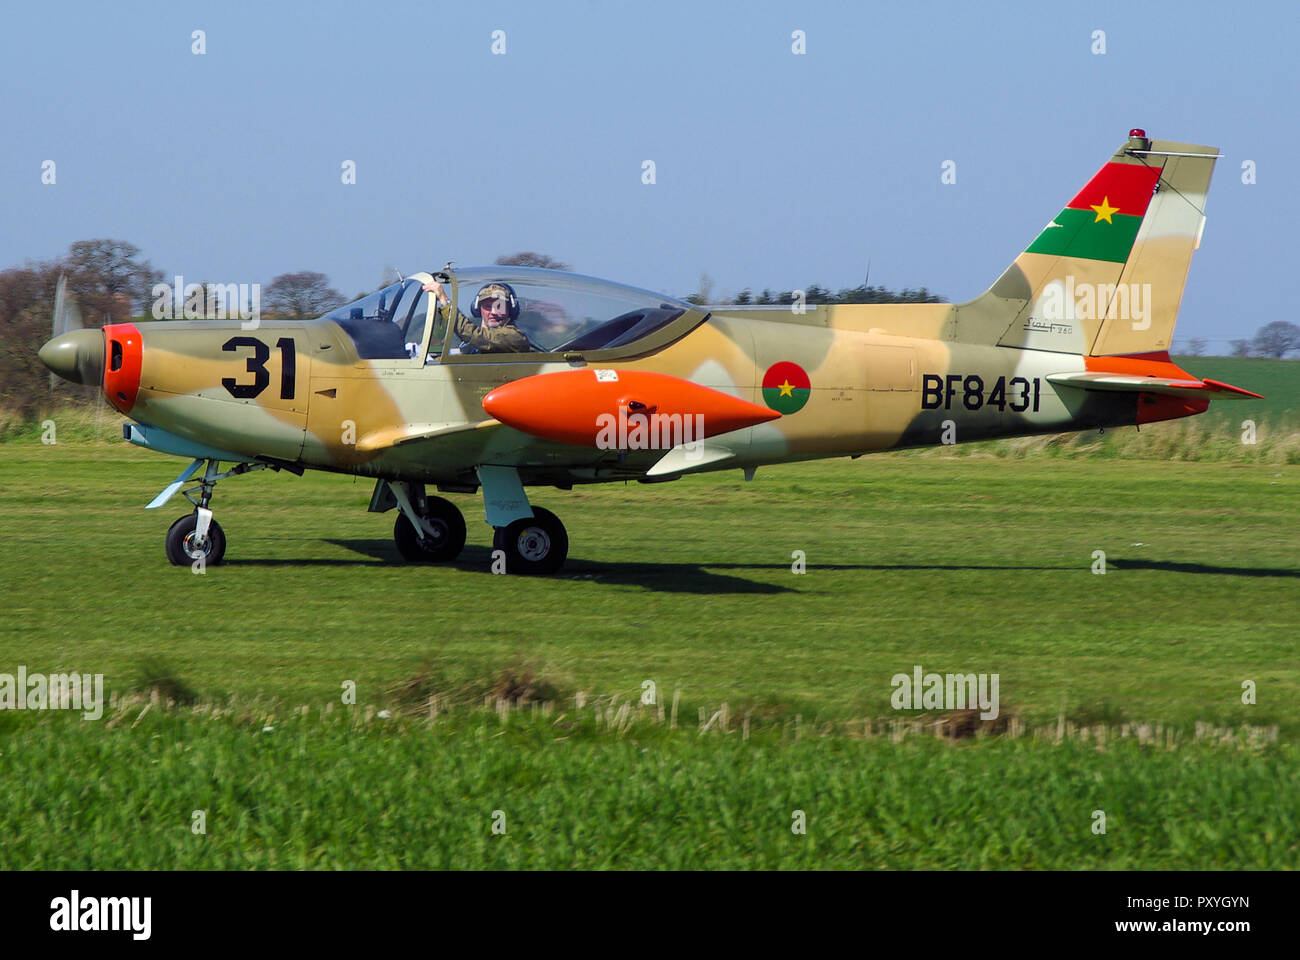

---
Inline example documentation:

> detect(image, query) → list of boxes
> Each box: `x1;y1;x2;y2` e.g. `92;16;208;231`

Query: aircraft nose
39;328;104;386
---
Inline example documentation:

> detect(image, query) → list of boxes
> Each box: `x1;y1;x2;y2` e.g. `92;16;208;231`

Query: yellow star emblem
778;380;794;397
1090;195;1119;224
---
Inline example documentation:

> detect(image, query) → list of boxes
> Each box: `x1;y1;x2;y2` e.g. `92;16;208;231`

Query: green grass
2;708;1295;869
3;445;1295;728
1;440;1297;868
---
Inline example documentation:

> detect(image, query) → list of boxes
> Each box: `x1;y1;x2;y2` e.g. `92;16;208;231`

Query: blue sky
1;0;1294;347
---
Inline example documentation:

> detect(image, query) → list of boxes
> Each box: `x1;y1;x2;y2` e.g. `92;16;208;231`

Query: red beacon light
1129;128;1147;138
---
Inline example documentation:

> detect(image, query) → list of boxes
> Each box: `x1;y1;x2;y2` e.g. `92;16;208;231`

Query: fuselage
50;293;1189;489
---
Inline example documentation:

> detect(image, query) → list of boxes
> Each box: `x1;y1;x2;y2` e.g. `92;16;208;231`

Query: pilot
422;278;531;353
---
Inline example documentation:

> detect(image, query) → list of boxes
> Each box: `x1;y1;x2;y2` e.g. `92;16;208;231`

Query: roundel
761;361;811;414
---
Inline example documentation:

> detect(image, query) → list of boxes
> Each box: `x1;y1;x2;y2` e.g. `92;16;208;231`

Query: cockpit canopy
321;267;702;361
323;278;430;360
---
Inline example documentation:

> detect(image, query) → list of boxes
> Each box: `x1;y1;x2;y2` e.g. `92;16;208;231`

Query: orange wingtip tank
482;369;781;448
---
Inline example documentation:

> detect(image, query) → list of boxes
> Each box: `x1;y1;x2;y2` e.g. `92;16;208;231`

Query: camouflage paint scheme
40;132;1255;569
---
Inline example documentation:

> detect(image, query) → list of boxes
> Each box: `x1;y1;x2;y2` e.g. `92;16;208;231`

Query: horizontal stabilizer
1047;371;1263;400
1048;352;1262;403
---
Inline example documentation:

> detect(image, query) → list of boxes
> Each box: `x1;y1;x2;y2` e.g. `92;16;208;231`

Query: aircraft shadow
227;543;1297;590
1111;558;1300;579
255;540;1076;595
304;540;797;595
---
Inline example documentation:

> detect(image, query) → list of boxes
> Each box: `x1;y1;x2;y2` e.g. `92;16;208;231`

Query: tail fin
957;130;1219;356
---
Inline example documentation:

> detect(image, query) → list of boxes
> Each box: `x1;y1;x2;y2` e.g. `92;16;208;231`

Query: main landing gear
387;482;467;563
374;472;570;574
492;506;568;575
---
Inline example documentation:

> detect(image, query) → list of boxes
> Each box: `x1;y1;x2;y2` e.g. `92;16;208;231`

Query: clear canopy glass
321;267;696;361
446;267;692;355
322;279;430;360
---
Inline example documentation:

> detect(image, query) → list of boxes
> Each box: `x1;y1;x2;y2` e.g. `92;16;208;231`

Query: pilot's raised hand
422;279;449;305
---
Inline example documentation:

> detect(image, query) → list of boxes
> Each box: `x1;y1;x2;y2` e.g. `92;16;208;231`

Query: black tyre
393;496;467;563
492;506;568;575
165;513;226;566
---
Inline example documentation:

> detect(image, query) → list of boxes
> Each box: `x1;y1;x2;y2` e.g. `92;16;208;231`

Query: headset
469;282;521;321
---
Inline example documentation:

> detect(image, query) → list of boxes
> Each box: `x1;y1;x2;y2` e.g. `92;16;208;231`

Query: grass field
1;434;1296;868
2;358;1298;868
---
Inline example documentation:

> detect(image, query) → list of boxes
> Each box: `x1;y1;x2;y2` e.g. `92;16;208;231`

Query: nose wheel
150;457;276;567
165;510;226;566
493;507;568;575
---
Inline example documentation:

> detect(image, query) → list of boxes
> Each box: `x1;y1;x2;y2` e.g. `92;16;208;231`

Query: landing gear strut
473;465;570;575
159;458;268;566
493;506;569;575
389;482;467;563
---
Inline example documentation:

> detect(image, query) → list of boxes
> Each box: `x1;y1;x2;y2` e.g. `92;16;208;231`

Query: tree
494;252;572;271
264;271;343;321
718;282;947;306
0;261;86;416
685;272;714;306
1230;339;1253;358
65;238;162;324
1250;321;1300;359
1186;337;1207;356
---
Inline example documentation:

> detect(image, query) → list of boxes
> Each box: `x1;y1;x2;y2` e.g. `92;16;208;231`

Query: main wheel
393;496;467;563
492;506;568;575
165;513;227;566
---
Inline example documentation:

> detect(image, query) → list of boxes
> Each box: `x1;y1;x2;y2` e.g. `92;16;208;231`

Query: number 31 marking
221;337;295;400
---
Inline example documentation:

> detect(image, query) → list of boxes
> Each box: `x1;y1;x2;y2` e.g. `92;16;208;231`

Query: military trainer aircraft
40;130;1259;574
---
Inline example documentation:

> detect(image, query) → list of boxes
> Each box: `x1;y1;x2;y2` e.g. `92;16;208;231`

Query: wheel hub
420;519;447;546
516;527;551;561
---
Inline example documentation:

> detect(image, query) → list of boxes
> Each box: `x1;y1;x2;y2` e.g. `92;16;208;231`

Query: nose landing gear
151;457;272;566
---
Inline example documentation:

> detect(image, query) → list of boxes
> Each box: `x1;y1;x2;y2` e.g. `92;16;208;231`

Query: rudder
954;130;1219;356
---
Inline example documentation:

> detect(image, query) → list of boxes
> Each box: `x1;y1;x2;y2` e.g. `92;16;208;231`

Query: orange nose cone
482;369;781;448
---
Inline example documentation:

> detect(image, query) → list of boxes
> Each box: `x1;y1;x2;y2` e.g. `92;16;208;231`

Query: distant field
1;382;1297;868
1170;355;1298;425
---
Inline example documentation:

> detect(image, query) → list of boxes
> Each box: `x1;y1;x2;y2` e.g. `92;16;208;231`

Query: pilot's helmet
471;282;520;321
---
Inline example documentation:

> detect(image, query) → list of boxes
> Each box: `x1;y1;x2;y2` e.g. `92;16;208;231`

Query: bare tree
264;271;343;321
65;238;162;324
1230;339;1253;358
1186;337;1207;356
494;252;572;271
0;261;72;415
1250;321;1300;359
685;272;714;305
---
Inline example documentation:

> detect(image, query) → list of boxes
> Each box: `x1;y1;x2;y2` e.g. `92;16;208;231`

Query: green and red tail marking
762;361;810;414
1025;162;1161;263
